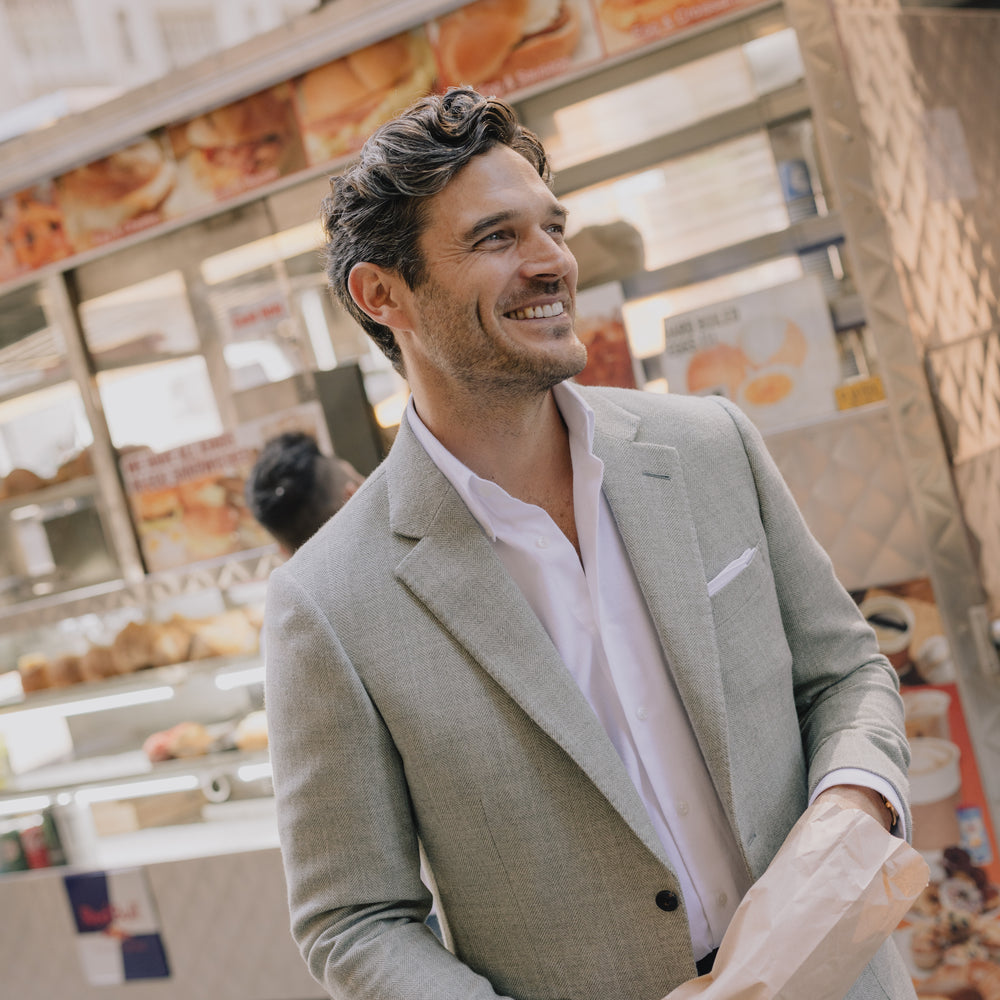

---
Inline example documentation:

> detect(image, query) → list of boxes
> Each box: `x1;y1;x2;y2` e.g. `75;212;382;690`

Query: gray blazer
264;386;915;1000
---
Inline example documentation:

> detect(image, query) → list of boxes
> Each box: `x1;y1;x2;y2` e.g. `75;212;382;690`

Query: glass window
535;28;804;172
96;356;223;453
0;284;69;398
0;380;92;482
78;271;201;367
562;131;790;274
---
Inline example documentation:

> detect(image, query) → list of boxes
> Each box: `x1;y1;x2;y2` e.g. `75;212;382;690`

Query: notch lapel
588;395;738;829
387;420;669;867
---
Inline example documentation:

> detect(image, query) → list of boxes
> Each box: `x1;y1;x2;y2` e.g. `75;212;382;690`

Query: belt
695;948;719;977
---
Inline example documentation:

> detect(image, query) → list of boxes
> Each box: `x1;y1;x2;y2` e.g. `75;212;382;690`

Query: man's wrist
814;785;894;831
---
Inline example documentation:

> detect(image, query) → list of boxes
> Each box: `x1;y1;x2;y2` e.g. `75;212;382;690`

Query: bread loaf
18;653;52;693
79;645;120;681
186;608;260;660
49;654;84;688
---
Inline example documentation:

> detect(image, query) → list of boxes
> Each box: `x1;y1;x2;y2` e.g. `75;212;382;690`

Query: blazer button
655;890;679;912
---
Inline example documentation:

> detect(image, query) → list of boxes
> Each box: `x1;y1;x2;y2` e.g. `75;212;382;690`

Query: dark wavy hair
321;88;550;373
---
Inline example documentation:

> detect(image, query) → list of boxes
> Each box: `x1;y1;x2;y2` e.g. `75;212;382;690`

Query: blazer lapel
588;393;738;829
386;417;670;867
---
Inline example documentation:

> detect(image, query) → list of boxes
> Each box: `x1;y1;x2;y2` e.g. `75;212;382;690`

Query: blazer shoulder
576;384;747;446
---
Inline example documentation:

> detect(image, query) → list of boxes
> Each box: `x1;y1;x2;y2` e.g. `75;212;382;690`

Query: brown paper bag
665;799;929;1000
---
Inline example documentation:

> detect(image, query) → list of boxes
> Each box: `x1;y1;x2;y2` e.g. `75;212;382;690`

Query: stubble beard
415;280;588;399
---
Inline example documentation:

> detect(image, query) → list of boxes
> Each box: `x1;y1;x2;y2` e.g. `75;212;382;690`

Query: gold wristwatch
880;795;899;830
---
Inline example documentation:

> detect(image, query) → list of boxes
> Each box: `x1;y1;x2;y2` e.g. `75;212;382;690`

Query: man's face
404;144;586;396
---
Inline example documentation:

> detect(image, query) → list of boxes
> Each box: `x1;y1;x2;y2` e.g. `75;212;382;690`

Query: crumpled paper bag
665;799;929;1000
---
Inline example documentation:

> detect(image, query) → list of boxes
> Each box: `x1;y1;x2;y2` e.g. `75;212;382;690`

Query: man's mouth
504;301;566;321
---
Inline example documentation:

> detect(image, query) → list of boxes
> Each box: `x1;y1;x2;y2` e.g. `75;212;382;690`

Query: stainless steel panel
765;405;927;592
785;0;1000;822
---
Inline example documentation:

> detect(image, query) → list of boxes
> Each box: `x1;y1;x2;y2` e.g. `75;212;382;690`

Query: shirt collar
405;381;597;542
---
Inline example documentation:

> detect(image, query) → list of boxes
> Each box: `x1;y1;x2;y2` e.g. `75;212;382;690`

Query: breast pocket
707;544;767;625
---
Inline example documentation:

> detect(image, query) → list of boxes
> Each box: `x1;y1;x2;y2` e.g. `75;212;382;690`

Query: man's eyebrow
462;204;570;243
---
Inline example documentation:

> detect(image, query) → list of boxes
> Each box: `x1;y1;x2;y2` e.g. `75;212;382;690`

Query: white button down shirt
406;382;902;958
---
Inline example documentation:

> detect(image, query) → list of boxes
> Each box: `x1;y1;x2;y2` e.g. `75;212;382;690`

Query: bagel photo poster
658;274;841;433
0;182;74;281
853;577;1000;996
120;402;330;572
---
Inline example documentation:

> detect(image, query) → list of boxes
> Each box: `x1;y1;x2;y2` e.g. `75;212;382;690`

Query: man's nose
520;228;574;279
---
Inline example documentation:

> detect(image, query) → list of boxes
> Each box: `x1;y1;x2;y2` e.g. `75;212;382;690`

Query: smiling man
263;89;916;1000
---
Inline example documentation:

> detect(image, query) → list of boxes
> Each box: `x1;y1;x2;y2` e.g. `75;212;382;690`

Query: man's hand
813;784;893;831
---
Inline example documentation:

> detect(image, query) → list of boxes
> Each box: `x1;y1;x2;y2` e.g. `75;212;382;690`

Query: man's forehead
426;147;562;235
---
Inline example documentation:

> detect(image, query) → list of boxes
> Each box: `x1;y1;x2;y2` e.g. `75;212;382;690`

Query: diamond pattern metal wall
926;330;1000;466
784;0;1000;817
767;406;926;592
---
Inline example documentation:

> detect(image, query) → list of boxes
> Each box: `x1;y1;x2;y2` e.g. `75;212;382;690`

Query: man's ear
348;263;414;331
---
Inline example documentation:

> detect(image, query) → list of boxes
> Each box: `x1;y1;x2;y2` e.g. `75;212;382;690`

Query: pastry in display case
0;569;275;875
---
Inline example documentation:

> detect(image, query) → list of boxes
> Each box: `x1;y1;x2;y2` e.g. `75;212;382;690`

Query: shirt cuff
810;768;907;840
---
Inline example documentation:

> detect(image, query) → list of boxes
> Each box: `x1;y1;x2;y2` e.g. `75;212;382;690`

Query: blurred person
263;89;915;1000
245;431;362;554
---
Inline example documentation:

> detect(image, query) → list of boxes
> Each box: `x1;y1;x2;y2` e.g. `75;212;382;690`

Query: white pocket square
707;546;758;597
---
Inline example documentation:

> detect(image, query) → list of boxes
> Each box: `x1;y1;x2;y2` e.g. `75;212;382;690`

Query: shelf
0;651;262;717
3;747;270;803
0;474;97;517
0;544;282;634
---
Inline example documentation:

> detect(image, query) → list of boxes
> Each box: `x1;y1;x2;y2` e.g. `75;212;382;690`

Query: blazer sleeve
710;396;912;833
264;566;515;1000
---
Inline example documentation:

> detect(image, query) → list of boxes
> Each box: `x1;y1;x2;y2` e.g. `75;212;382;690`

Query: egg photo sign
659;275;841;433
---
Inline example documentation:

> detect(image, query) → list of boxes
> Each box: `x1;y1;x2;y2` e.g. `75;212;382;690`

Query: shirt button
636;706;648;721
655;890;679;912
716;892;728;908
677;800;690;816
535;536;548;549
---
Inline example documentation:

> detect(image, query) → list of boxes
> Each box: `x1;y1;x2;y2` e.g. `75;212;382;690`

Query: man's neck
412;384;579;551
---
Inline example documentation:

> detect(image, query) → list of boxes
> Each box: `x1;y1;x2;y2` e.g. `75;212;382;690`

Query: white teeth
507;301;565;320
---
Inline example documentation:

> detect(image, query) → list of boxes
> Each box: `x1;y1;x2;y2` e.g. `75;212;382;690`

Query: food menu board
0;0;771;286
120;402;330;572
657;275;841;432
855;578;1000;996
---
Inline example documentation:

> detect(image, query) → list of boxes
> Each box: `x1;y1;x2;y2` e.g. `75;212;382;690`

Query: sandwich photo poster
657;274;841;433
428;0;604;99
852;577;1000;996
591;0;771;57
292;29;437;168
120;401;330;572
54;132;184;251
165;83;307;204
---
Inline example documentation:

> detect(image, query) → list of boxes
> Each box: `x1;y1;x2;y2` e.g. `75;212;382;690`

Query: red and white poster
574;282;639;389
855;578;1000;995
120;402;330;571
